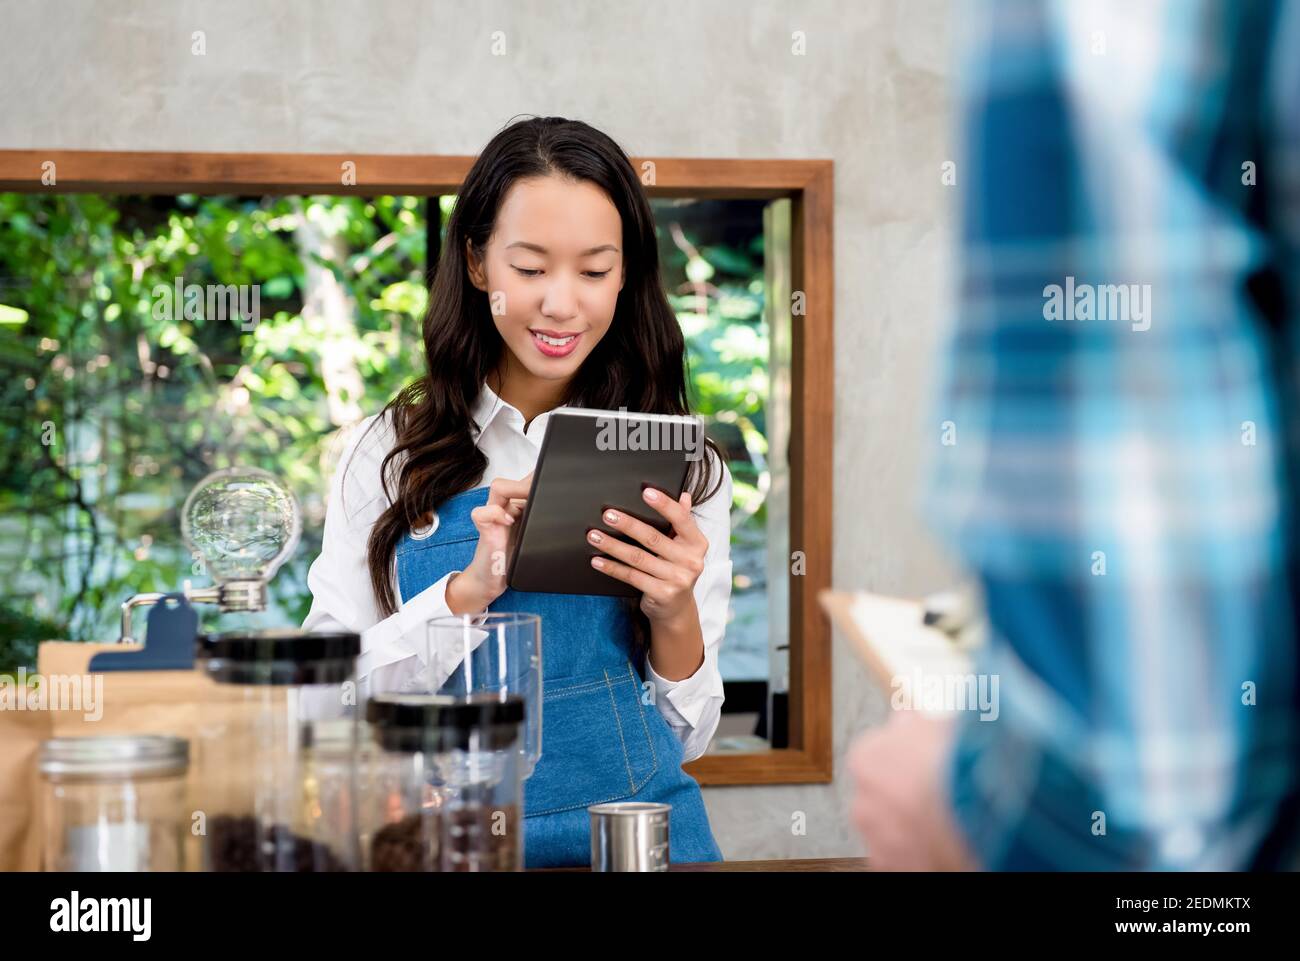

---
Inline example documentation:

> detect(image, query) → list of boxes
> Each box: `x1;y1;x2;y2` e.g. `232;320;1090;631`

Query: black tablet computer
507;406;705;597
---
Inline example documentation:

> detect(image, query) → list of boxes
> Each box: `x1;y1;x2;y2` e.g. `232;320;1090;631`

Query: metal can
588;802;671;872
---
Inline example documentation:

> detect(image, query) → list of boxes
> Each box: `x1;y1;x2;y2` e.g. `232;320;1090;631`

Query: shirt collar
471;380;572;439
471;380;512;435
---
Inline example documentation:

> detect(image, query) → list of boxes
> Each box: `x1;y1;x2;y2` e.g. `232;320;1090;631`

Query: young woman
302;116;732;867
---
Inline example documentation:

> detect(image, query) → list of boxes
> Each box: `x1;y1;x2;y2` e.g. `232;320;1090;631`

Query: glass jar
194;628;361;872
363;693;525;872
426;613;542;778
40;735;189;871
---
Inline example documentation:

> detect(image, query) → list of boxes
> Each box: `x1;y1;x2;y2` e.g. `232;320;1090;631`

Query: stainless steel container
588;802;670;872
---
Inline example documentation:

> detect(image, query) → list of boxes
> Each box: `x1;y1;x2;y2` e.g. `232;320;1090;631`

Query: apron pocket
524;663;660;817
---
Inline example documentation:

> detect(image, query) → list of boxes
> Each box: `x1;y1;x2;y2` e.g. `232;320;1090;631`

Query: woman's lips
530;329;582;358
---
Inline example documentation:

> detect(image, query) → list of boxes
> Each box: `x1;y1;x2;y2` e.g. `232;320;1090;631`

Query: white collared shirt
301;382;731;762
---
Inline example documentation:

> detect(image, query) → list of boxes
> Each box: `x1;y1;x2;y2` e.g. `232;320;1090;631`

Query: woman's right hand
445;473;532;614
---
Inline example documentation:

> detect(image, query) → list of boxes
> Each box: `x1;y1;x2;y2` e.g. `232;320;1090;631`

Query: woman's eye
511;266;609;280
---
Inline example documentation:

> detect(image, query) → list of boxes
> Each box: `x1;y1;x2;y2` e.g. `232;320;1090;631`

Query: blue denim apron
395;484;724;868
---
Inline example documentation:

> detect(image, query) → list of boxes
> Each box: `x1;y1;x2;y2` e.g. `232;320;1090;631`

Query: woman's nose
540;274;580;321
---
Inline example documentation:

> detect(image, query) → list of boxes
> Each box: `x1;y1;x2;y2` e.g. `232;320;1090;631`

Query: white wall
0;0;958;860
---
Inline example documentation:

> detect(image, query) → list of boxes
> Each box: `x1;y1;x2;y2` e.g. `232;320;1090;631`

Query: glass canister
426;613;542;778
363;693;525;872
40;735;189;871
194;628;361;872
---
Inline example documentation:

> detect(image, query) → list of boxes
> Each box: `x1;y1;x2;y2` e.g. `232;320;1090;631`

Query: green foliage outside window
0;193;769;677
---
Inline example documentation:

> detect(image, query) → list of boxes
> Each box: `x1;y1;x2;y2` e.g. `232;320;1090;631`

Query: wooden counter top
534;857;869;872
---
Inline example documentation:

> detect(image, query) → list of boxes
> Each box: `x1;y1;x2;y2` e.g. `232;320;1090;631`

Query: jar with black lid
363;693;525;872
194;628;361;872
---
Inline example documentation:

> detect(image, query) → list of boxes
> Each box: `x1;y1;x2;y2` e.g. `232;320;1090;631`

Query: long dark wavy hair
357;116;724;651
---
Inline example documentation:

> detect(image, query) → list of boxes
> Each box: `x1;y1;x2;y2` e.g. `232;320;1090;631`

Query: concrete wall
0;0;958;859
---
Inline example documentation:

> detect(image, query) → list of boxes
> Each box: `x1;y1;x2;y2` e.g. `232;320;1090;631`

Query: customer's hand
446;472;532;614
847;711;980;871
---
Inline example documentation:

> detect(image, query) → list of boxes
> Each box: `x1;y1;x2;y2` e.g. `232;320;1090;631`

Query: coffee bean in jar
364;694;527;872
195;629;362;873
207;814;350;872
441;803;520;872
369;813;439;872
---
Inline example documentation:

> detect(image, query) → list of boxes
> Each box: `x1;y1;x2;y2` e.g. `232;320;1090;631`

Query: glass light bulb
181;467;301;585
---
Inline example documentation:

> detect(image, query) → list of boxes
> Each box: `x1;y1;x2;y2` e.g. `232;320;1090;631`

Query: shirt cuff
356;571;488;681
645;643;724;730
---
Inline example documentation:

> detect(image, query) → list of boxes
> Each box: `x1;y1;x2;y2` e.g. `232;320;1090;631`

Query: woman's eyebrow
505;241;620;256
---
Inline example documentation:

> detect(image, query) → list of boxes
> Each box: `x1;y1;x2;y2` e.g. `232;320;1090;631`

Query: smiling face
466;174;625;393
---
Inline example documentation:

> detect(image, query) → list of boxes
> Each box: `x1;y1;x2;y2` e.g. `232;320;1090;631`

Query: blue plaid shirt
927;0;1300;869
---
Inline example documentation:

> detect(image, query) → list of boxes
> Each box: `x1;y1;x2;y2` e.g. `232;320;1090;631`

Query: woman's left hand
587;487;707;626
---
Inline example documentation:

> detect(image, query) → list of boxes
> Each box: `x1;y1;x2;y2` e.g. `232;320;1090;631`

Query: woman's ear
465;238;487;291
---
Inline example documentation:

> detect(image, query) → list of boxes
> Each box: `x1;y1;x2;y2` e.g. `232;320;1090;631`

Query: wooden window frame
0;150;834;785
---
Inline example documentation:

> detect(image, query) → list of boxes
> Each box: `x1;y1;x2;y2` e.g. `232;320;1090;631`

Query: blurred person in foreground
849;0;1300;869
